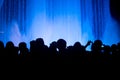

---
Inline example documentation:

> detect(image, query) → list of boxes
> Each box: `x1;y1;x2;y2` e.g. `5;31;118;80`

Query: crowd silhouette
0;38;120;66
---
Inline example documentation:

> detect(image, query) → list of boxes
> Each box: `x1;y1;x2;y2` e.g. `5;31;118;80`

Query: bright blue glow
0;0;120;51
27;0;90;47
25;0;83;48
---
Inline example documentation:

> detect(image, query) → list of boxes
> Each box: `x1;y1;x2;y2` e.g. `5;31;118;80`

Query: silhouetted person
73;42;82;64
91;40;103;64
73;42;86;55
1;37;118;65
18;42;29;65
5;41;18;65
57;39;67;64
5;41;18;56
19;42;29;56
49;41;58;64
72;41;92;64
111;44;118;64
111;44;118;56
57;39;66;53
91;40;103;55
35;38;48;64
30;40;37;55
66;45;73;64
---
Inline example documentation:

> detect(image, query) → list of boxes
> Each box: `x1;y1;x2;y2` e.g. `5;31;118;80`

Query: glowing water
27;0;88;47
27;0;120;48
0;0;120;50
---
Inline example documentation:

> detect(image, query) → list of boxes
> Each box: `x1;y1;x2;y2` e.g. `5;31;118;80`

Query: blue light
0;0;120;51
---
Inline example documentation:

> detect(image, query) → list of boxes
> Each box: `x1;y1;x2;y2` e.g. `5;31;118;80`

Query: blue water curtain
0;0;26;43
0;0;117;46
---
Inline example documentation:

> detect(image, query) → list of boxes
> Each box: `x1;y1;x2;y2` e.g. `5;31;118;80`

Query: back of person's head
19;42;27;50
49;41;57;49
111;44;117;54
111;44;117;50
36;38;44;46
74;42;81;48
57;39;66;50
18;42;28;56
94;40;102;46
30;40;36;47
30;40;36;53
91;39;102;52
5;41;16;57
6;41;14;48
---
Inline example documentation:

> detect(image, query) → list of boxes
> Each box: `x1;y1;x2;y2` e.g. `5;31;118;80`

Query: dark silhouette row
0;38;120;65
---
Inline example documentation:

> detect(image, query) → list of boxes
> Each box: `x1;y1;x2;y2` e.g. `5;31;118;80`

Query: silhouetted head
6;41;14;48
111;44;118;55
111;44;117;51
19;42;27;50
91;40;102;52
30;40;36;53
94;40;102;46
74;42;81;48
49;41;57;48
57;39;66;50
36;38;44;46
30;40;36;46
